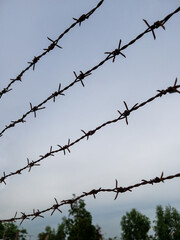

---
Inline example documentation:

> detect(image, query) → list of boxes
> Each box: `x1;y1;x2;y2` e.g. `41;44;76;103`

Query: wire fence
0;0;104;100
0;79;179;185
1;171;179;224
1;2;180;228
0;5;180;138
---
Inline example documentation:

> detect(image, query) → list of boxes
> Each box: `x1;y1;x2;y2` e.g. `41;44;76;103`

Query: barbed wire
0;0;105;100
0;79;179;185
1;171;179;224
0;6;180;138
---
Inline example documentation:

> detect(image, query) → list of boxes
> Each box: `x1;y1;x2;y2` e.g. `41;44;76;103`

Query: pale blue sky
0;1;180;239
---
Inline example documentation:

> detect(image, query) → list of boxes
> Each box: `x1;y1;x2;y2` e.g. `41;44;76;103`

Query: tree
38;197;103;240
63;197;102;240
0;222;4;238
55;221;66;240
120;208;150;240
108;237;119;240
153;205;180;240
38;226;56;240
0;222;27;240
95;225;103;240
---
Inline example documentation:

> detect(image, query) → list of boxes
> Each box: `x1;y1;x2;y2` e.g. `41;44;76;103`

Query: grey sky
0;0;180;239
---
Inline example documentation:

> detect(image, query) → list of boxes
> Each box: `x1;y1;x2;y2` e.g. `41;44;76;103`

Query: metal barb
143;19;156;40
0;8;179;136
0;80;179;184
154;21;165;30
1;172;180;223
28;56;40;71
44;37;62;51
31;209;44;220
0;0;105;100
30;103;46;118
27;158;40;172
0;172;6;185
51;198;62;215
20;212;30;225
81;129;89;140
73;14;87;26
74;71;91;87
105;39;126;62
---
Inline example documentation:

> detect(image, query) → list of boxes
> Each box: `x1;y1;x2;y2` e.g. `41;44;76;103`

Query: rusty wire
0;79;179;185
0;6;180;138
0;0;105;100
1;171;180;224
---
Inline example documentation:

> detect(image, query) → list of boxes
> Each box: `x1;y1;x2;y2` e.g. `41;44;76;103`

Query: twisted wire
0;0;105;100
0;79;179;185
1;171;179;224
0;6;179;138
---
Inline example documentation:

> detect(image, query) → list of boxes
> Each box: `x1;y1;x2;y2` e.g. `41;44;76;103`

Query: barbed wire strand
0;79;179;185
0;6;180;138
0;0;105;100
1;171;179;223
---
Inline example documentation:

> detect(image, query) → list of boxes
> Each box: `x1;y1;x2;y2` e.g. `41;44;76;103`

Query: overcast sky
0;0;180;239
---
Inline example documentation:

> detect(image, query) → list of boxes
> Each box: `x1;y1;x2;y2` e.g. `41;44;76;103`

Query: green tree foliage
95;224;103;240
153;205;180;240
0;222;27;240
108;237;119;240
37;204;180;240
120;208;150;240
62;198;102;240
38;197;103;240
0;222;4;238
38;226;56;240
56;221;66;240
